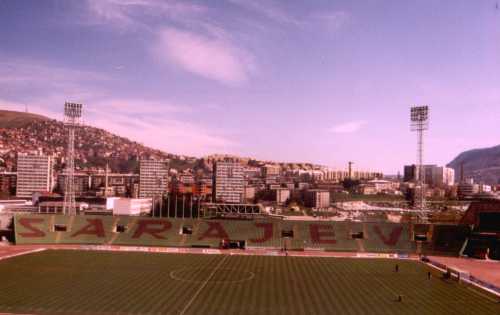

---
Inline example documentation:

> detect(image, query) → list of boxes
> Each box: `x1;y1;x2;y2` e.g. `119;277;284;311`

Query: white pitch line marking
179;255;229;315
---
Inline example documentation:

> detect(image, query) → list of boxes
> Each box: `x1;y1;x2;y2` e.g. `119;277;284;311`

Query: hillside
0;111;196;173
0;110;326;175
447;145;500;185
0;110;49;128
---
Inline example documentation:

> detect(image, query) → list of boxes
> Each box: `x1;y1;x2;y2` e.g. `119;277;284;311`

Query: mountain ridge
447;145;500;185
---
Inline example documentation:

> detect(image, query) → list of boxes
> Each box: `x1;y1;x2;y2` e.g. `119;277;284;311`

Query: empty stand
14;214;467;256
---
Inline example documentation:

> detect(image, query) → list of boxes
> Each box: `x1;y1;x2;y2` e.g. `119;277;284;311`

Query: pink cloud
328;120;367;134
86;0;206;29
154;27;255;85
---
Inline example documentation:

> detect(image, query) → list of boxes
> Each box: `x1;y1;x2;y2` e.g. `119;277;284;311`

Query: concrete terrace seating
349;222;365;236
422;224;469;255
14;214;56;244
361;223;414;253
58;215;115;245
286;221;357;251
13;214;465;256
112;217;187;247
246;220;282;248
310;222;357;251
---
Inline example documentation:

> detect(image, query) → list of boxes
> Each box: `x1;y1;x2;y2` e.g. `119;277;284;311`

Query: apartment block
212;161;244;203
139;159;169;198
16;154;54;199
304;189;330;209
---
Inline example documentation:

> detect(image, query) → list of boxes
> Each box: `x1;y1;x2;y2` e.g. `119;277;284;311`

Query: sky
0;0;499;174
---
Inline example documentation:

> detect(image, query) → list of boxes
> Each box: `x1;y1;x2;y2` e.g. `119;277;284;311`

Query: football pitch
0;250;498;315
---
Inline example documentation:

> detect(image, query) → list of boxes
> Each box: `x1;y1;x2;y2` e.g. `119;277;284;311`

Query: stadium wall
13;214;465;254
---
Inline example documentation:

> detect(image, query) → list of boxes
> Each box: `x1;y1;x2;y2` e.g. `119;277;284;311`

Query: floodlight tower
63;102;83;215
410;106;429;214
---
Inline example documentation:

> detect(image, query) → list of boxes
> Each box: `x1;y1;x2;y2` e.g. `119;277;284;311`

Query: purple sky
1;0;499;174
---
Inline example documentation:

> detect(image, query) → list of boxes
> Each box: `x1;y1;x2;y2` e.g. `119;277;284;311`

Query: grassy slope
0;250;497;315
0;110;50;128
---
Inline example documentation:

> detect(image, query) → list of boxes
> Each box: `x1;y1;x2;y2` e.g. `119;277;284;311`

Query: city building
179;174;195;185
244;185;256;202
112;198;152;216
304;189;330;209
263;164;280;185
404;165;419;182
273;188;290;205
57;173;90;196
323;170;349;182
139;159;169;199
91;173;139;197
404;164;454;187
57;172;140;198
297;182;310;190
212;161;244;203
244;167;261;179
358;184;377;195
424;165;455;187
323;169;382;182
193;180;212;200
16;154;54;199
315;182;344;193
0;172;16;197
479;184;492;193
443;167;455;186
458;181;479;199
38;201;88;214
0;199;34;213
365;179;393;193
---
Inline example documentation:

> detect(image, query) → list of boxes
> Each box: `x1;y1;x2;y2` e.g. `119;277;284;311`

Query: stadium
0;202;498;314
2;1;500;314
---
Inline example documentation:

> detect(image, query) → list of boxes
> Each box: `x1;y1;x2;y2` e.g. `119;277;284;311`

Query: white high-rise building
16;154;54;199
139;159;169;198
405;164;455;187
424;165;455;187
442;167;455;186
212;161;244;203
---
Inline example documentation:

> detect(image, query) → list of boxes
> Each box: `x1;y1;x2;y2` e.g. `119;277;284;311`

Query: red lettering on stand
250;223;273;243
132;220;172;239
18;218;46;237
373;226;403;246
310;224;336;244
71;219;105;238
198;222;229;240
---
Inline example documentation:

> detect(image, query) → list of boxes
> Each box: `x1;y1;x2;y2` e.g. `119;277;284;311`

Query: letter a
198;222;229;240
71;219;105;238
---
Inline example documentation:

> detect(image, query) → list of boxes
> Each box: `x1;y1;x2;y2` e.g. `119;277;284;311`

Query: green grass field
0;250;498;315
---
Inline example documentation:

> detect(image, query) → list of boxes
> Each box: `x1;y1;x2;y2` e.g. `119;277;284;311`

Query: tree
342;179;360;193
285;193;304;207
254;190;275;203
